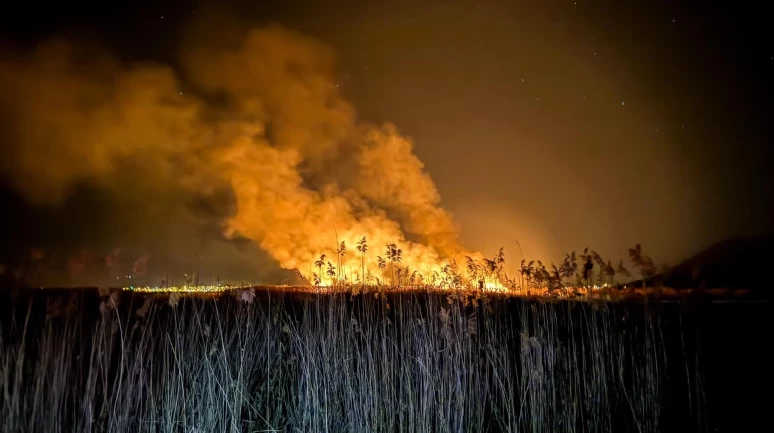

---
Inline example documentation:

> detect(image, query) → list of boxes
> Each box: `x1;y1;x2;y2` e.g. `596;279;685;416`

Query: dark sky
1;0;772;282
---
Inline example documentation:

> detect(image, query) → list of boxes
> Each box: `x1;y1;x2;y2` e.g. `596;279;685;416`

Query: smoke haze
1;1;772;287
0;21;472;286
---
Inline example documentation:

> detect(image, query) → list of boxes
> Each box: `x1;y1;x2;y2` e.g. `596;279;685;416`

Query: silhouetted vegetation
3;239;768;295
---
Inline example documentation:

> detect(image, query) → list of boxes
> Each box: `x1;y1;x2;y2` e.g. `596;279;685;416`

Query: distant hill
633;236;774;292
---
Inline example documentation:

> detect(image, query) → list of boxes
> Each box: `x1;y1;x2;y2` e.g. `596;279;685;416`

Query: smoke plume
0;24;478;284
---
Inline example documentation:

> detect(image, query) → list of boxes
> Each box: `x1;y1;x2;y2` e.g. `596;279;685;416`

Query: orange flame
0;24;501;286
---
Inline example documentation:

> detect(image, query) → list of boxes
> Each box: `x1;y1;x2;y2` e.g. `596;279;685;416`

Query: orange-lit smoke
0;25;483;285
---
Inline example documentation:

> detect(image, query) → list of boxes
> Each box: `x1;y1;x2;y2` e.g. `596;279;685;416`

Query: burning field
5;246;767;433
0;17;753;298
0;24;486;287
0;12;770;433
0;241;769;433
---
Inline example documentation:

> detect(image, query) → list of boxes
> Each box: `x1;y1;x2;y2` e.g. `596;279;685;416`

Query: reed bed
0;289;703;432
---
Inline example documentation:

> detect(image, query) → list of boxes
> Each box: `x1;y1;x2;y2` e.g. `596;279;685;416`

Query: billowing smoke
0;24;478;285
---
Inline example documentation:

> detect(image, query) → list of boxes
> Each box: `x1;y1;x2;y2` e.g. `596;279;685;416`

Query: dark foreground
0;288;769;433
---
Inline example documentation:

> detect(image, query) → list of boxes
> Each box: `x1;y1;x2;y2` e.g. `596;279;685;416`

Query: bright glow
125;285;245;293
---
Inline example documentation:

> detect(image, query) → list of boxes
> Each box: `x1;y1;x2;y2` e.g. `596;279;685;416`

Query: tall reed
0;289;702;432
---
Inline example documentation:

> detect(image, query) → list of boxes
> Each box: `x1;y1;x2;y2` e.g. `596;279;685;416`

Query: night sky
1;0;772;283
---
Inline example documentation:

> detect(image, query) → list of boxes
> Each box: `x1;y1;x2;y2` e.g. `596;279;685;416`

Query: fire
0;25;498;284
126;285;239;294
483;280;508;292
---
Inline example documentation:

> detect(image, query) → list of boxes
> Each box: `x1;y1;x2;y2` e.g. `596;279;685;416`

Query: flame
0;24;502;287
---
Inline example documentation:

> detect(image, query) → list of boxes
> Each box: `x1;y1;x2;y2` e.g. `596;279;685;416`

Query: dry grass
0;288;703;432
